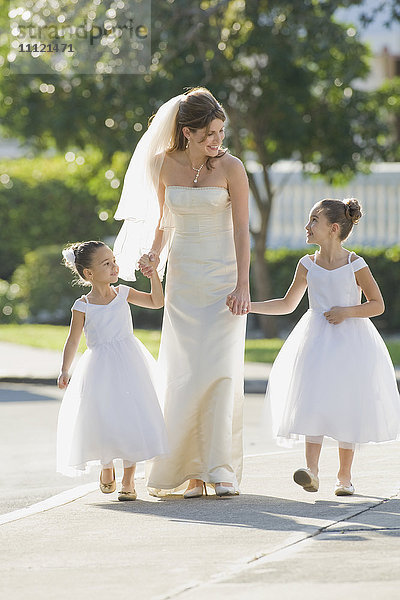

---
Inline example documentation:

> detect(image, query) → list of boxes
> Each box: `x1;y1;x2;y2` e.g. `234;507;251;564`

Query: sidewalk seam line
157;489;400;599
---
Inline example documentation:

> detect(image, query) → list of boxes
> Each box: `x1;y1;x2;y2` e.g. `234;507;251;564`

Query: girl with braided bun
56;241;168;501
250;198;400;496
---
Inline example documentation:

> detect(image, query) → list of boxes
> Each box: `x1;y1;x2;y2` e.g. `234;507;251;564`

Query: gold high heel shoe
100;467;116;494
183;482;208;499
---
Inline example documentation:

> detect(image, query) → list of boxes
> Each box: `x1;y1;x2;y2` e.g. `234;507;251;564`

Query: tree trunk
227;109;277;337
247;167;277;337
252;230;277;337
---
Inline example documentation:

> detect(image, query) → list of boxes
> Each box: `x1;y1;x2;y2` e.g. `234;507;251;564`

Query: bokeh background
0;0;399;363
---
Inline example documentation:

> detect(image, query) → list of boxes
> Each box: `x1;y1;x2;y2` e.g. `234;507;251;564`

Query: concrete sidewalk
1;340;400;598
1;443;400;599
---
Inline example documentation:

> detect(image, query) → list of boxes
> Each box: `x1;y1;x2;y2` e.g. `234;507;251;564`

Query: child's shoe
334;482;354;496
118;489;137;501
293;468;319;492
100;468;116;494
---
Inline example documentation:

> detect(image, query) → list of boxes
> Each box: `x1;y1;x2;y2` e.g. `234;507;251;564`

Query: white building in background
337;0;400;91
249;162;400;248
358;46;400;91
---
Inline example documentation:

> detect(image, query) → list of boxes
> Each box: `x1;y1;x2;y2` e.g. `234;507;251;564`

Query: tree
1;0;397;333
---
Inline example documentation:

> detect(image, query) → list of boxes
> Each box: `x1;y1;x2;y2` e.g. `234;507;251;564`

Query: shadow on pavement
90;492;393;537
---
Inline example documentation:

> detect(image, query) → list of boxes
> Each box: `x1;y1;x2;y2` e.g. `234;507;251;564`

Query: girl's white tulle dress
57;285;168;476
267;252;400;445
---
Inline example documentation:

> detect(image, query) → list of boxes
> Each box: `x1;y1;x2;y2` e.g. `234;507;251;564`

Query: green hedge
2;153;398;332
1;244;398;334
0;243;157;326
0;245;163;328
262;246;400;333
0;149;127;280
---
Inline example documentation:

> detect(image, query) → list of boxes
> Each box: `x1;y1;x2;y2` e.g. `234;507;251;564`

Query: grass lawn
0;324;399;365
0;324;161;359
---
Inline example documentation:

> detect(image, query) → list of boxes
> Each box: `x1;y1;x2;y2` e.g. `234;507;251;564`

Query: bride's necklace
186;151;206;184
191;161;205;184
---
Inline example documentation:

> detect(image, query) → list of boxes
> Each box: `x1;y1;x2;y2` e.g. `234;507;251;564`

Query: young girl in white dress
57;240;168;501
250;199;400;496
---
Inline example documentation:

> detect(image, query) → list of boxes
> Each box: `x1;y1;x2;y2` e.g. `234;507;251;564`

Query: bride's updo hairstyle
316;198;362;241
167;87;227;169
62;240;106;286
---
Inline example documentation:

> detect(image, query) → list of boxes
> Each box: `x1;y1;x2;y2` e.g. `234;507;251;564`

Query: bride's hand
138;251;160;278
226;285;250;316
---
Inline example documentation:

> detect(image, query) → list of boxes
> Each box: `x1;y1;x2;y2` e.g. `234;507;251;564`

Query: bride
114;87;250;497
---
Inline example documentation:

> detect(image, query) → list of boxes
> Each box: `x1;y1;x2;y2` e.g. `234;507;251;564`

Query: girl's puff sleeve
351;257;368;272
71;298;87;313
117;285;130;300
299;255;312;271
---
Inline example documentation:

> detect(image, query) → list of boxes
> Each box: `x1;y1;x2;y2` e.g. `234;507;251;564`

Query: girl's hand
226;285;251;316
58;371;70;389
324;306;348;325
139;251;160;278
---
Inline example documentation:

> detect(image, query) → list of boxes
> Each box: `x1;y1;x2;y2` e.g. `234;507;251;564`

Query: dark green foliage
2;244;398;334
0;245;163;328
11;245;78;323
0;151;124;279
1;1;399;334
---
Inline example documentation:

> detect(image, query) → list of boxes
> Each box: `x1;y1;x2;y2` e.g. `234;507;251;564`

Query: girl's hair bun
344;198;362;224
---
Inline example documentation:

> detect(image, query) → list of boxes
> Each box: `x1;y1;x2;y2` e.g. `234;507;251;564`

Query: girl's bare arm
126;257;164;309
250;262;308;315
58;310;85;388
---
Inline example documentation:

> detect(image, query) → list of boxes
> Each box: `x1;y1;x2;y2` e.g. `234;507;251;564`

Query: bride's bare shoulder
220;152;245;174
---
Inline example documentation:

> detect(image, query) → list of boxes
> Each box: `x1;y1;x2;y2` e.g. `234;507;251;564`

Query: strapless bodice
165;186;232;234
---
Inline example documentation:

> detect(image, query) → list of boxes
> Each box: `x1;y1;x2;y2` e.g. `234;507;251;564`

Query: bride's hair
166;87;227;169
316;198;362;241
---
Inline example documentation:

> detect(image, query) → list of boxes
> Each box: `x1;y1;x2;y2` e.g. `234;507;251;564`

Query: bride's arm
225;156;251;316
139;177;167;278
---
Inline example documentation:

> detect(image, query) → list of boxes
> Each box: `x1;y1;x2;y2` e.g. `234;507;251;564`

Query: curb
1;377;399;394
0;377;57;386
244;380;267;394
1;376;269;393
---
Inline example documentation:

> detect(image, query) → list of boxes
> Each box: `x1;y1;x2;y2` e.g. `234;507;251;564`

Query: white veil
113;94;185;281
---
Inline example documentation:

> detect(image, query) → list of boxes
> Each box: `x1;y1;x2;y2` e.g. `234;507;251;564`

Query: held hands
57;371;70;389
226;285;251;316
324;306;348;325
138;251;160;278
